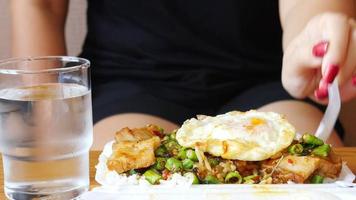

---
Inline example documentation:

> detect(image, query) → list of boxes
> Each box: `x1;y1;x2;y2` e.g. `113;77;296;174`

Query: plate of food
82;110;356;200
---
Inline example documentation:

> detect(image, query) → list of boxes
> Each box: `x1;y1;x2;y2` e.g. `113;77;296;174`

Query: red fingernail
312;41;329;57
353;76;356;86
315;88;328;99
324;64;339;83
315;81;329;99
315;89;328;99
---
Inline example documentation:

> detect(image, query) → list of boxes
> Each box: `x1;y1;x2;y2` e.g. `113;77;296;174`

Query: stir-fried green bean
225;171;242;184
169;132;176;140
155;145;168;157
310;175;324;184
288;144;304;155
165;158;183;172
143;169;162;184
203;175;220;184
177;148;187;160
158;127;164;134
243;175;259;184
312;144;331;157
208;157;220;167
186;149;198;162
182;159;194;170
183;172;199;184
153;157;167;171
162;135;170;141
164;140;181;156
302;134;324;146
128;169;138;175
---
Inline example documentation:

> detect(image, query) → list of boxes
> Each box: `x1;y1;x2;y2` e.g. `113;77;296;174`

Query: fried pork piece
107;125;161;173
262;152;342;183
276;155;321;183
316;150;342;179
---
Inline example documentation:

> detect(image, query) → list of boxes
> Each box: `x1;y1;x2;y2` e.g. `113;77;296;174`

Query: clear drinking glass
0;56;92;199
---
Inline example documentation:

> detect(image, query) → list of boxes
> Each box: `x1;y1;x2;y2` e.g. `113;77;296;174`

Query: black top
81;0;283;108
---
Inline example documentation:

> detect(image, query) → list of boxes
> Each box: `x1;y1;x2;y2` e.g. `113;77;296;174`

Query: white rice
95;141;193;189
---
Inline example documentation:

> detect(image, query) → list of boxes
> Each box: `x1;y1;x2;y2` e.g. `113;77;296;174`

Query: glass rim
0;56;90;74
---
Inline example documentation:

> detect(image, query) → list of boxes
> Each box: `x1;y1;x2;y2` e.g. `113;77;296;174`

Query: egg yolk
244;117;266;132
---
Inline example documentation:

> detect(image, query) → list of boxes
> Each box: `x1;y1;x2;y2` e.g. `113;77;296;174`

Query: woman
10;0;356;148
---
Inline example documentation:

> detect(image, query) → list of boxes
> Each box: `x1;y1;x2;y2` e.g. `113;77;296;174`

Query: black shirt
81;0;283;108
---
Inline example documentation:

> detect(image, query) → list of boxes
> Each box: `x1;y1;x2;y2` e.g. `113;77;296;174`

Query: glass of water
0;56;92;199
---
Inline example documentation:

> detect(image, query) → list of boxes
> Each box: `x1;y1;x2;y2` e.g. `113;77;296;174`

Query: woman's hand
282;12;356;103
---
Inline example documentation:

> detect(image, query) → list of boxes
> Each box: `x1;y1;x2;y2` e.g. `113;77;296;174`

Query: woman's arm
279;0;355;50
10;0;69;57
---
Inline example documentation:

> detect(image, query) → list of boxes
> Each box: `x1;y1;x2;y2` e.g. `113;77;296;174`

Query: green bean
186;149;198;162
310;175;324;184
165;158;183;172
164;140;181;153
153;157;167;171
128;169;138;175
183;172;199;184
312;144;331;157
155;145;168;157
158;126;164;134
243;175;258;184
162;135;170;141
169;132;176;140
177;148;187;160
143;169;162;184
182;159;194;170
203;175;220;184
208;157;220;167
302;134;324;146
288;144;304;155
225;171;242;184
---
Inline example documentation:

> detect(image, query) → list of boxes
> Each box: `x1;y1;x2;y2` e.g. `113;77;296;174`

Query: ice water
0;83;93;199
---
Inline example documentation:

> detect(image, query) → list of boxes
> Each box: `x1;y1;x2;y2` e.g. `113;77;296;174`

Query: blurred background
0;0;355;145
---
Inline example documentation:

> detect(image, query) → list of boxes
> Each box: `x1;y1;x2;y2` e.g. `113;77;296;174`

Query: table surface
0;148;355;199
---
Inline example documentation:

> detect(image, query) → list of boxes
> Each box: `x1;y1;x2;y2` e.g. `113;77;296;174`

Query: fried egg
176;110;296;161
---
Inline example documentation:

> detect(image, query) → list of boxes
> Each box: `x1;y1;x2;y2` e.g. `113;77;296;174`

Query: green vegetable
164;140;181;153
158;126;164;134
186;149;198;162
302;134;324;146
143;169;162;184
183;172;199;184
182;159;194;170
128;169;138;175
203;175;220;184
310;175;324;184
243;175;259;184
225;171;242;184
208;157;220;167
288;144;304;155
155;145;168;157
162;135;170;141
153;157;167;171
165;158;183;172
312;144;331;157
177;148;187;160
169;132;176;140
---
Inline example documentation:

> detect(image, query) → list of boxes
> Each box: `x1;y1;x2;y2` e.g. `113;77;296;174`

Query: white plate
80;183;356;200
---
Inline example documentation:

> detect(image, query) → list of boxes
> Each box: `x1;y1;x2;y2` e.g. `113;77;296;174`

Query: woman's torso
81;0;283;108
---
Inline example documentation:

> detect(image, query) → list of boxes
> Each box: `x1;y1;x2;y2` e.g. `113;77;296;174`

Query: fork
315;80;341;142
